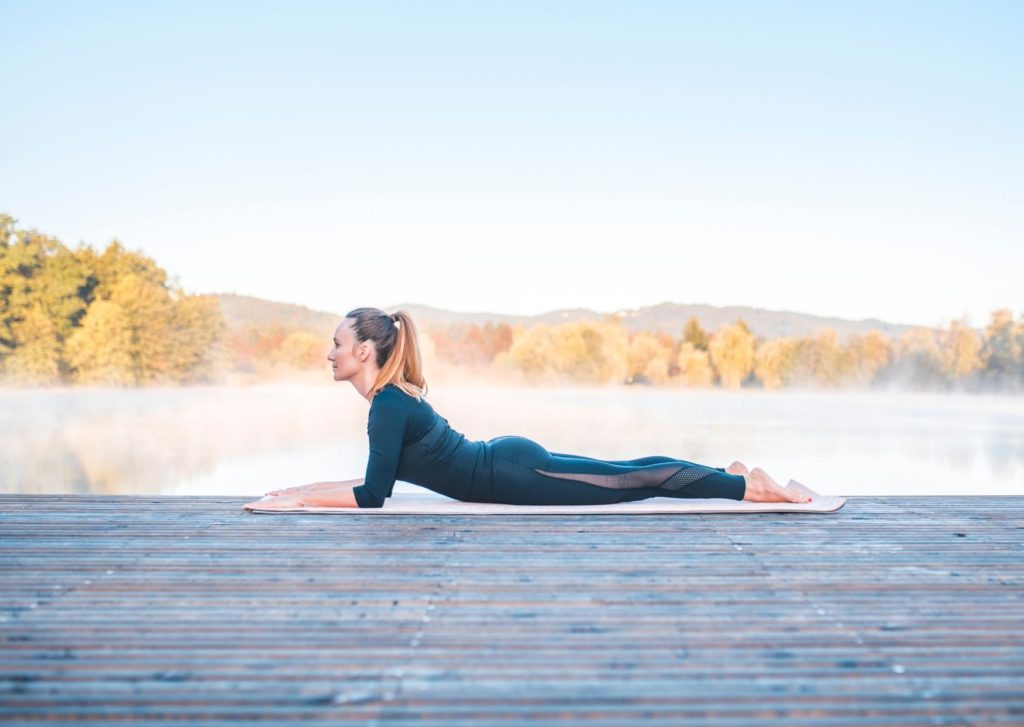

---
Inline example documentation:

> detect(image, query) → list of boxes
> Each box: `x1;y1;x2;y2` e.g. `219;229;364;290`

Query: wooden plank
0;494;1022;724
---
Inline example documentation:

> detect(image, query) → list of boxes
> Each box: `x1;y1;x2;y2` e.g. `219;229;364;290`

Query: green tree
683;317;709;351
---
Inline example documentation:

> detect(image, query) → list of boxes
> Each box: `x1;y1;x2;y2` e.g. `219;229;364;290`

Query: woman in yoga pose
243;308;811;511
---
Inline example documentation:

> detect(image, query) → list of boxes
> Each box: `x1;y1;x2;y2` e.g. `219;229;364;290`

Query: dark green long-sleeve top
352;383;466;508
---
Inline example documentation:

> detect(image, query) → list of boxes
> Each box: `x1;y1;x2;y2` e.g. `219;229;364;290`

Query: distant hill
387;301;926;343
213;294;930;343
214;293;339;332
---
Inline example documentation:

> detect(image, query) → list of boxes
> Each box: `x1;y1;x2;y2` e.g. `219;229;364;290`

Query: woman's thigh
487;436;626;505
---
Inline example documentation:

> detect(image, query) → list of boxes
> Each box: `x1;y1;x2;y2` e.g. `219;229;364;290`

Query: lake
2;382;1021;497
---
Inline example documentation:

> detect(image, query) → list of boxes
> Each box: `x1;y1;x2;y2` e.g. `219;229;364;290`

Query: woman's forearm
297;485;360;508
321;478;364;488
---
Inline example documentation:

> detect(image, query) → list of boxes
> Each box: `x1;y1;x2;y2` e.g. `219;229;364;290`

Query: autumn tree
754;338;796;390
939;319;982;384
846;330;892;386
2;305;60;384
627;331;672;384
0;222;89;382
890;327;946;389
271;330;327;370
675;342;715;387
500;317;628;384
503;323;557;382
979;309;1022;390
551;319;629;383
708;320;755;389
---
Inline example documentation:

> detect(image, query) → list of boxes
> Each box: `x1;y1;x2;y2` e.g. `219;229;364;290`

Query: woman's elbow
352;485;385;509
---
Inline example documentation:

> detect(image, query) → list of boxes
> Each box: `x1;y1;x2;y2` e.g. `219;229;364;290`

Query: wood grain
1;494;1022;724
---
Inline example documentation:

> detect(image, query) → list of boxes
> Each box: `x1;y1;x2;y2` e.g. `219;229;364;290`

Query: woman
243;307;811;511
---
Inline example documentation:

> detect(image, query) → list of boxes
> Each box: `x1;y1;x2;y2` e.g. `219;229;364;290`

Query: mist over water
2;383;1021;498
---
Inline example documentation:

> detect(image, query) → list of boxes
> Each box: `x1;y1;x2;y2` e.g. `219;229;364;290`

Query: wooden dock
1;494;1022;725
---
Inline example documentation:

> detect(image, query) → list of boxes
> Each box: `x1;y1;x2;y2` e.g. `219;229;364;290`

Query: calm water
2;382;1022;497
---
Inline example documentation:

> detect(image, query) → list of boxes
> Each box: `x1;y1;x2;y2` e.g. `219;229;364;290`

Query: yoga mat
244;480;846;514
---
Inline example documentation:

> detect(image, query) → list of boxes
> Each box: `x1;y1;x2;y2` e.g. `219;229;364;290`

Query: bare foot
742;467;812;503
243;495;306;511
725;461;749;476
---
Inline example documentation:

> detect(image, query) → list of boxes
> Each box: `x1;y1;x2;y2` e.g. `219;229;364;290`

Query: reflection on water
2;383;1022;497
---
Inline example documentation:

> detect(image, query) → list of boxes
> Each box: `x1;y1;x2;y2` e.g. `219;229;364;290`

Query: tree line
0;214;223;385
3;213;1021;391
450;313;1023;392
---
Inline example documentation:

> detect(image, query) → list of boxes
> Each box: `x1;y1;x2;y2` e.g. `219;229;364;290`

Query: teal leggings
483;436;747;505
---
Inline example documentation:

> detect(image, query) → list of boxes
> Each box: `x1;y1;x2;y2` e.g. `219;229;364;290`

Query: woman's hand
243;493;309;510
264;481;336;497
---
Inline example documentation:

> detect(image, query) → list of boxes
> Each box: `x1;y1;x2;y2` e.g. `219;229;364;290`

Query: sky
1;0;1021;329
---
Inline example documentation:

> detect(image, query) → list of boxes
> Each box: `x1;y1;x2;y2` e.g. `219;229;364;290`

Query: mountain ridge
213;293;934;343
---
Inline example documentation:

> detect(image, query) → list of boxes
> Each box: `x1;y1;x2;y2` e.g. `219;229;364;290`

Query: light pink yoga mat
244;480;846;514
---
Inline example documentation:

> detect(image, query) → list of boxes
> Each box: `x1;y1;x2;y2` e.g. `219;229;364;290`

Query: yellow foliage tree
271;330;326;370
3;304;60;384
167;293;224;382
940;319;982;381
675;342;715;387
504;323;557;383
809;329;845;386
65;298;135;384
980;309;1021;381
708;321;755;389
847;330;892;385
502;318;629;384
754;338;796;390
628;331;672;384
893;327;946;387
66;274;222;385
551;320;628;383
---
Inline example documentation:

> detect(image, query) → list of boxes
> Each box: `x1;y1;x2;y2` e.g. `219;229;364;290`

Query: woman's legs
488;437;741;504
487;437;809;505
543;452;747;501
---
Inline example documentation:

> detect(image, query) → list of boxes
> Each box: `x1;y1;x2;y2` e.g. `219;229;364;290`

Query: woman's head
328;307;428;400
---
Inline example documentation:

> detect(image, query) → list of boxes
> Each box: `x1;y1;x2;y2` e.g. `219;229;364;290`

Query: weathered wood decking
1;494;1022;725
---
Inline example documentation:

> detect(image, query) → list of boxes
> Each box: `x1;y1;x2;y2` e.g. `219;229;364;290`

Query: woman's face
327;319;369;383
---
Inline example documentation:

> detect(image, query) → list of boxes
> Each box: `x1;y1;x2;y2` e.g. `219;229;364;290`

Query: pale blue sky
2;0;1021;328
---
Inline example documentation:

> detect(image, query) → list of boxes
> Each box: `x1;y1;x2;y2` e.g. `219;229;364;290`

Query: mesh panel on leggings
659;464;720;492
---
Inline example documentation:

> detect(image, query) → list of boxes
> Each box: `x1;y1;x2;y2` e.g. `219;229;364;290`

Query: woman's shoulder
373;383;428;407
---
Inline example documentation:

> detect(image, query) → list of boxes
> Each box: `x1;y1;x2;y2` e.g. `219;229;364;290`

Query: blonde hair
344;307;428;401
